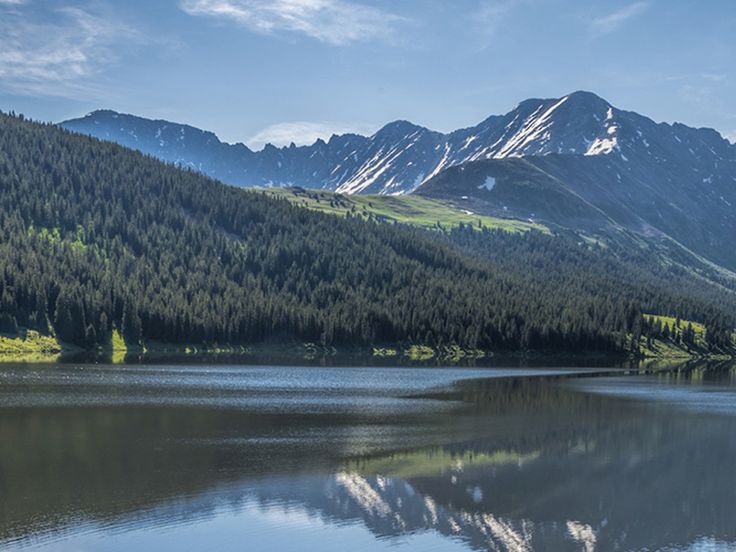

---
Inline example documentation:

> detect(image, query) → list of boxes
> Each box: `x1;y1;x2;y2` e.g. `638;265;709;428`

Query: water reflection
1;363;735;551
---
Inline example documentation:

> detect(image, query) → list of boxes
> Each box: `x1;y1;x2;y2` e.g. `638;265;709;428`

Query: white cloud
247;121;375;149
469;0;525;51
476;0;523;29
724;131;736;144
591;2;649;36
0;4;143;98
179;0;404;45
700;73;727;83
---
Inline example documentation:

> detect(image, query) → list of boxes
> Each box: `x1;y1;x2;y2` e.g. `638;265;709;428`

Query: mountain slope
3;111;735;353
257;187;548;233
416;145;736;270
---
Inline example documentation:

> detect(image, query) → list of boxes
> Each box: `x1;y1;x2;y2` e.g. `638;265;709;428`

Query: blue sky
1;0;734;148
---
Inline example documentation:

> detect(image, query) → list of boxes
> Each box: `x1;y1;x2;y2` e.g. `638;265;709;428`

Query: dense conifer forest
444;227;736;351
0;111;734;352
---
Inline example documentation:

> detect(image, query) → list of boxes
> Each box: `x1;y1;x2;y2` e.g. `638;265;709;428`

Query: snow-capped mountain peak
61;92;735;195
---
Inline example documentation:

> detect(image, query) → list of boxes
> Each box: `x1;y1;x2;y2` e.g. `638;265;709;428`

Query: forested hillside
0;111;733;353
443;227;736;352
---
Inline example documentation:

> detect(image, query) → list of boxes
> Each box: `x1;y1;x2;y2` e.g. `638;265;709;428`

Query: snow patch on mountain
495;96;569;158
586;136;618;155
479;176;496;191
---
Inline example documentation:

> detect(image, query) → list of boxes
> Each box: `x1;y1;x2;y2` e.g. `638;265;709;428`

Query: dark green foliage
705;320;733;351
446;226;736;324
0;111;733;353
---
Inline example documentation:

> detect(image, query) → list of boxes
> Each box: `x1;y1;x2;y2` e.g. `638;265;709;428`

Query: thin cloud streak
179;0;406;45
0;4;143;98
590;1;649;36
469;0;525;52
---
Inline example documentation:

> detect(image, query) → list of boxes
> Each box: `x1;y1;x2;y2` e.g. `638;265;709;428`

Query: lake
1;361;735;551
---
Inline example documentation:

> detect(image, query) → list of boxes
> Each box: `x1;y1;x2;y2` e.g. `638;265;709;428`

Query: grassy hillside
639;314;734;359
646;315;706;341
416;152;736;272
259;187;548;233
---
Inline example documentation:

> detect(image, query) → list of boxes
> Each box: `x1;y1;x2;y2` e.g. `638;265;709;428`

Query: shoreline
0;334;731;369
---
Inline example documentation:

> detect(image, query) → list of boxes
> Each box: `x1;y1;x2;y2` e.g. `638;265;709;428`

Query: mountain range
60;91;735;192
61;91;736;272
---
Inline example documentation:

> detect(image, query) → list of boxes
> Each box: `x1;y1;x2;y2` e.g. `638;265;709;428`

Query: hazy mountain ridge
61;91;736;195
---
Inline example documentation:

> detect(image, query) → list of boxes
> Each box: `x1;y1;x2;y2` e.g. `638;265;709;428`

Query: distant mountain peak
564;89;610;103
374;119;430;138
87;108;119;117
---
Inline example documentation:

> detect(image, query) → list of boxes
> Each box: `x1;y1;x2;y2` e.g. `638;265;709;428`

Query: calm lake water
1;361;736;551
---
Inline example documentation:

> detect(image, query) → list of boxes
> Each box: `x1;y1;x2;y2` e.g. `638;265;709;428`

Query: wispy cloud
591;1;649;36
247;120;375;149
476;0;523;29
179;0;405;45
724;131;736;144
664;72;728;84
469;0;525;51
0;3;144;98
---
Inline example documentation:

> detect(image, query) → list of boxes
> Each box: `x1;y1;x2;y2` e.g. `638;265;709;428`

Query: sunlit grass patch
257;188;548;234
0;330;61;362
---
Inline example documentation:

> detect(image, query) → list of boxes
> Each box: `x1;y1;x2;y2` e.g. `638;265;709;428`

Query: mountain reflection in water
1;363;735;551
